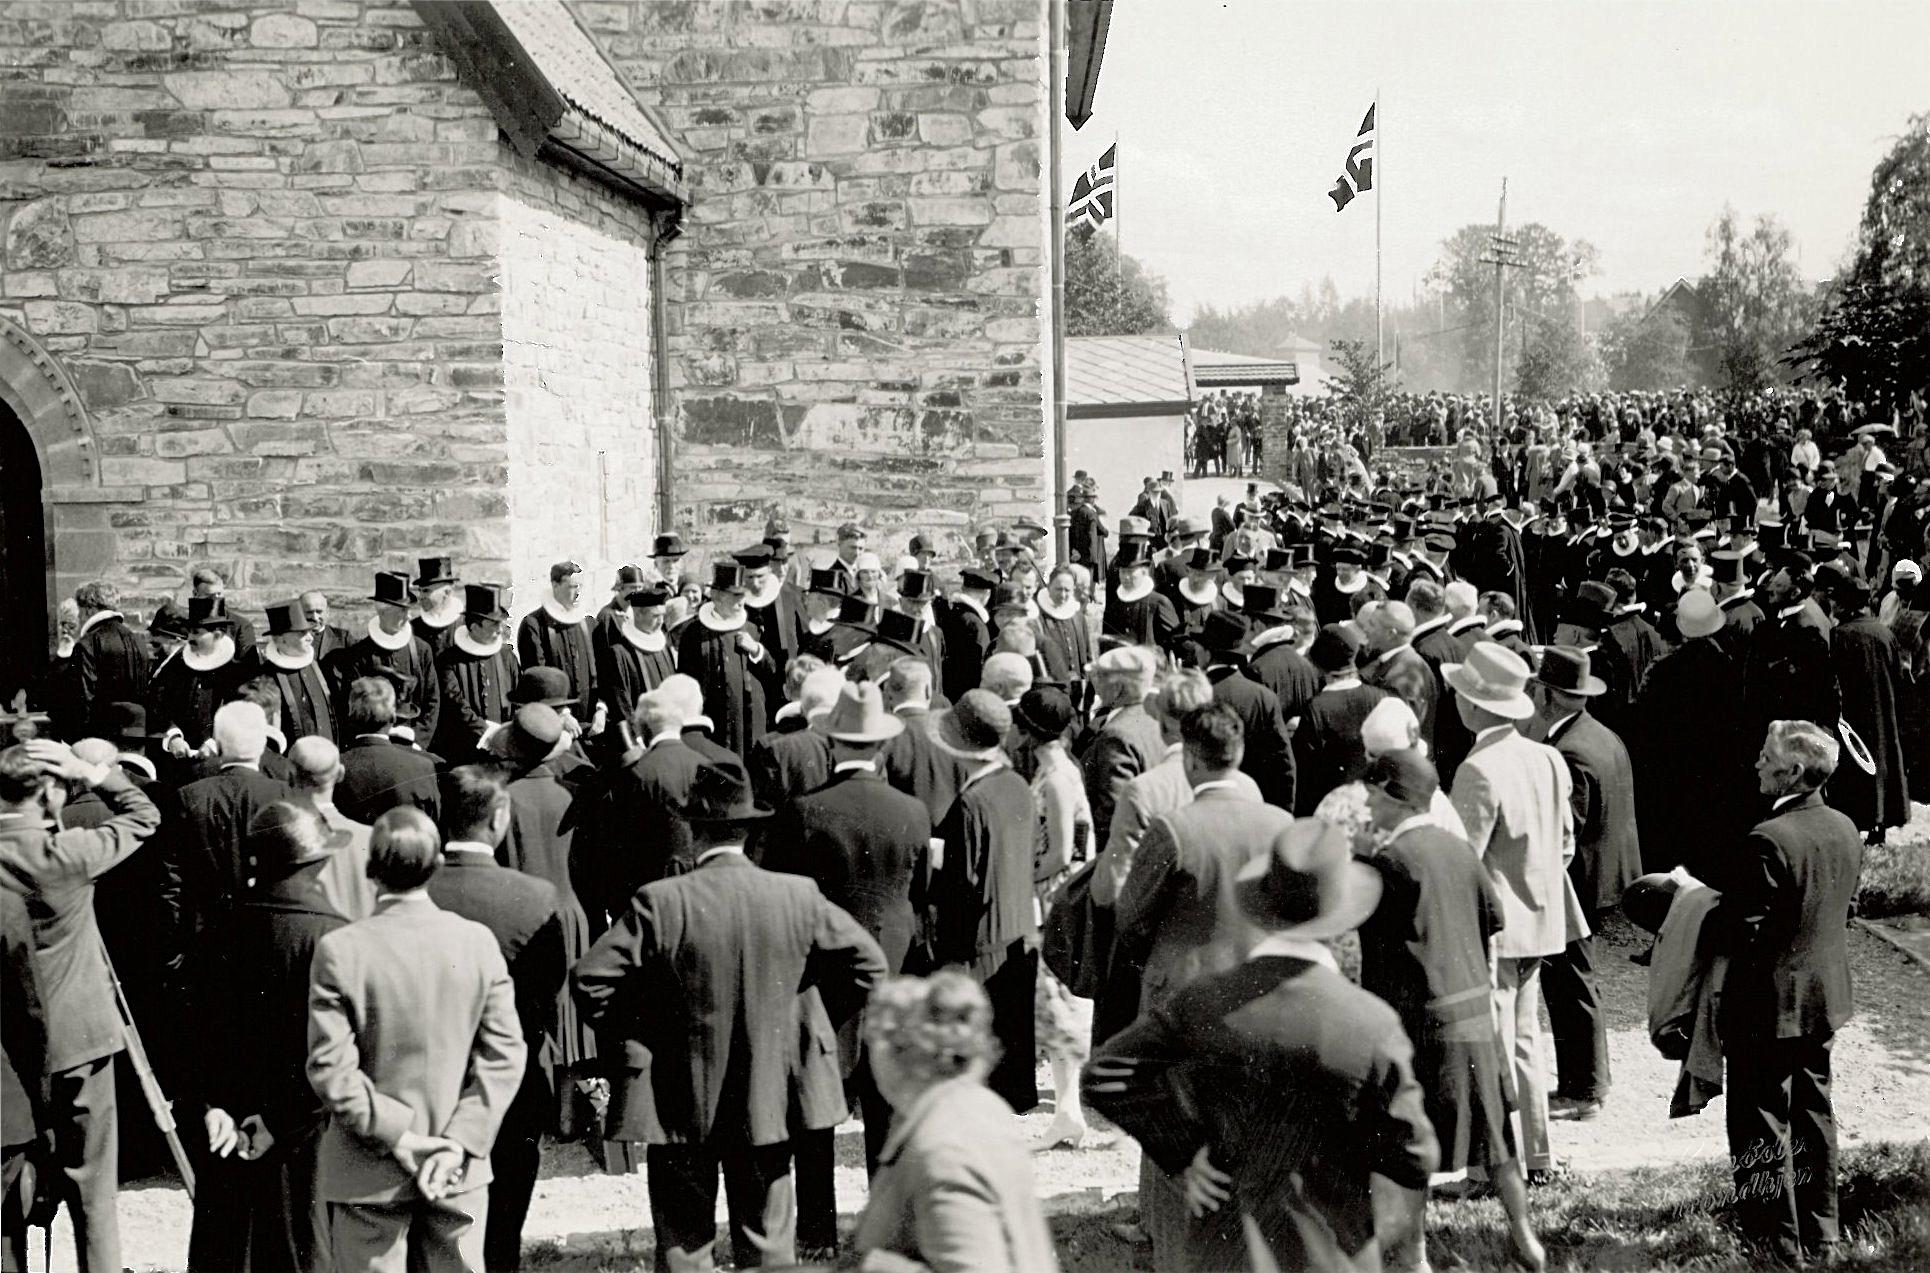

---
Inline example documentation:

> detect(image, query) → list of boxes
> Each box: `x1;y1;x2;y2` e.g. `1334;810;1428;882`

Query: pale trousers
328;1186;488;1272
1493;956;1553;1170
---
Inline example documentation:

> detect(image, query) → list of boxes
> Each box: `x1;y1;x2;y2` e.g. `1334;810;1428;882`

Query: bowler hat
823;681;905;743
1308;624;1362;674
1533;645;1607;697
370;571;416;607
103;701;148;744
415;556;458;588
678;761;773;824
652;534;688;559
908;533;936;557
508;666;573;708
1233;817;1382;941
1441;641;1536;720
462;583;509;621
490;703;564;768
1568;580;1618;630
1012;686;1075;742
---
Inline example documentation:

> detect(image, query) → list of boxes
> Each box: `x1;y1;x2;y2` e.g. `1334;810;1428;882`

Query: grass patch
1858;815;1930;918
1052;1141;1930;1272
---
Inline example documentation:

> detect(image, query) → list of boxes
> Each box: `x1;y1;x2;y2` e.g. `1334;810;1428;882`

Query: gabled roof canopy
416;0;688;230
1067;334;1192;418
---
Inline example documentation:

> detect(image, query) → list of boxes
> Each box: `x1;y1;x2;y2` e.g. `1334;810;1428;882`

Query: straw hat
823;682;905;744
1675;590;1725;641
1441;641;1535;720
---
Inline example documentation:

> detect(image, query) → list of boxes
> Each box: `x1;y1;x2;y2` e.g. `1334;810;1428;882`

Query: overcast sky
1064;1;1930;323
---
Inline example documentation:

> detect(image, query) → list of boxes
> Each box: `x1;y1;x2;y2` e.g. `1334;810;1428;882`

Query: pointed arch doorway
0;401;47;704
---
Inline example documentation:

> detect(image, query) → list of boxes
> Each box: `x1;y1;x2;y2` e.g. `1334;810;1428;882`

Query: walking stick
101;944;196;1199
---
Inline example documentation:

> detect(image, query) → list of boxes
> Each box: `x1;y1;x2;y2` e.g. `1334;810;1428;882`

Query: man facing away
305;806;526;1271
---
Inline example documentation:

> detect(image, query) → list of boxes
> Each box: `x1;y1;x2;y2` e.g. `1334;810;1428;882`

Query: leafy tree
1599;305;1690;392
1701;205;1813;393
1330;337;1397;451
1065;230;1171;336
1514;314;1603;401
1785;113;1930;414
1428;222;1599;392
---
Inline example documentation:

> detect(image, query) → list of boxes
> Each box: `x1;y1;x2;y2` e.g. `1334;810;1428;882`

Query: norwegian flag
1066;143;1116;236
1329;104;1376;212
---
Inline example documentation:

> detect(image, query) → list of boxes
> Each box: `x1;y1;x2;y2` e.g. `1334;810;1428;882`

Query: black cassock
1520;526;1568;641
1827;614;1910;834
335;621;443;747
1629;635;1754;875
1036;603;1095;706
516;605;597;720
149;641;249;754
593;619;676;725
675;604;780;761
434;633;519;760
245;649;336;744
1103;585;1179;651
1744;610;1839;745
938;599;992;701
745;583;806;677
1454;517;1537;643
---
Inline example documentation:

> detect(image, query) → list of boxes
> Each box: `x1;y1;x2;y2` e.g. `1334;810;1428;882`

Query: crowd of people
1184;390;1264;478
0;381;1924;1271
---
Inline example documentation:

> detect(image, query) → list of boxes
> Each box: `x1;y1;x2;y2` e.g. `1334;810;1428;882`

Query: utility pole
1479;178;1519;426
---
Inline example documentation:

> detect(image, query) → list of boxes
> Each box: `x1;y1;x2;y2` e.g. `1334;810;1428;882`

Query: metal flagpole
1492;177;1510;421
1050;0;1070;565
1113;131;1122;283
1374;90;1383;379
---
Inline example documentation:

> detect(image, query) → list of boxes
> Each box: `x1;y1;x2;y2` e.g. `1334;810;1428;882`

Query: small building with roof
1065;333;1192;515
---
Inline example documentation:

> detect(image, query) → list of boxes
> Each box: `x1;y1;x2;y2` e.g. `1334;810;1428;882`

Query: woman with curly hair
854;971;1059;1273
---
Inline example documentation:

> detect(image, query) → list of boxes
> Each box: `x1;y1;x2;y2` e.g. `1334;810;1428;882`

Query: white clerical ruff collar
1672;568;1713;594
696;602;746;633
1778;603;1807;621
1487;619;1524;639
744;577;783;609
1249;624;1296;651
183;635;236;672
542;598;591;627
1721;590;1757;607
1179;577;1219;608
453;627;504;658
806;617;836;636
1448;616;1486;636
417;602;461;631
1332;574;1367;595
263;643;314;672
367;615;411;651
620;620;667;652
952;594;989;623
1219;580;1247;608
1035;591;1080;622
1112;578;1154;604
76;609;123;641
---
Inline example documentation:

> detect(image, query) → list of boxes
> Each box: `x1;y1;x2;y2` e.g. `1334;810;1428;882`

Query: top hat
709;561;748;593
1329;544;1365;567
491;703;564;768
1114;539;1154;569
1568;580;1618;630
624;581;672;609
264;600;305;638
1199;608;1253;655
1262;548;1295;575
1012;686;1075;742
371;571;416;607
1159;469;1175;482
652;533;688;559
1233;818;1382;941
678;761;773;824
1534;645;1607;697
508;666;574;708
834;594;874;627
1183;547;1218;573
823;681;906;744
462;583;509;621
898;569;936;602
873;608;927;654
415;556;459;588
1289;543;1316;570
1241;583;1289;624
1223;553;1256;575
807;567;845;597
187;595;235;631
959;566;1000;592
732;544;774;569
1441;641;1536;720
1710;550;1751;589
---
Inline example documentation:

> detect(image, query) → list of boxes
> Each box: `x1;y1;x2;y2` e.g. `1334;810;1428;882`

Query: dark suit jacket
1292;682;1391;815
1546;711;1643;913
1078;702;1164;852
1705;790;1862;1040
748;728;834;810
334;734;441;827
572;853;887;1146
1;888;48;1147
163;764;292;968
1207;667;1297;811
1248;639;1323;724
1087;957;1438;1273
0;771;161;1072
69;613;151;737
427;851;565;1121
602;737;705;914
880;707;969;829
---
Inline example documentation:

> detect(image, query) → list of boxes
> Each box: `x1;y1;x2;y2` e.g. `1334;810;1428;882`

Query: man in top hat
1241;585;1322;724
434;584;521;761
1068;485;1110;576
1195;611;1296;813
1311;543;1371;627
410;556;464;651
869;607;945;693
190;566;259;656
1744;559;1841;746
573;762;887;1270
938;567;997;703
676;560;782;762
336;571;443;749
1530;647;1640;1123
1815;569;1909;840
796;570;870;668
1169;547;1224;648
600;565;649;637
1087;816;1437;1273
246;599;337;744
1444;642;1580;1181
1130;476;1169;545
1154;517;1209;598
828;522;868;597
151;594;251;765
1104;539;1179;653
594;582;678;739
64;580;150;741
1292;624;1391;815
1710;549;1765;654
762;682;928;1200
739;544;803;678
516;561;602;731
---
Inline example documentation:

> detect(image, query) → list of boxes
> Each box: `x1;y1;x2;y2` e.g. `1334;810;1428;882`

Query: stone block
166;71;294;111
806;86;880;114
683;396;783;449
149;378;247;406
909;169;988;197
251;14;319;48
327;316;415;342
100;457;188;487
805;113;870;156
248;389;303;419
345;258;412;289
231;422;324;456
302;389;378;417
291;294;392;317
869;111;918;143
412;261;495;293
100;19;172;51
918;113;973;146
154;429;235;458
54;267;170;305
906;197;993;226
23;301;98;335
294;139;364;173
394;292;469;316
71;209;184;244
992;139;1039;190
3;271;56;298
66;361;142;411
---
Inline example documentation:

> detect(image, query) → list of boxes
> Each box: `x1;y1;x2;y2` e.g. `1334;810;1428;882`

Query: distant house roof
1642;277;1706;326
1066;334;1192;418
1273;332;1326;356
415;0;688;223
1189;345;1301;389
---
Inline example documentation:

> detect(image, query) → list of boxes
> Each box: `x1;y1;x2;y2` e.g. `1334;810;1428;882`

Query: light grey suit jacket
306;892;525;1203
1450;725;1584;959
1092;747;1261;906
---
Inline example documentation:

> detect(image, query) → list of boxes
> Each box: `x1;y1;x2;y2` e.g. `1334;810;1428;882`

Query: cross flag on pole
1066;143;1117;236
1328;104;1376;212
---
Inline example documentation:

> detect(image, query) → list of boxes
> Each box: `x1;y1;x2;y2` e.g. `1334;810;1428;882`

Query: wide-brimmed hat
150;599;191;639
370;570;415;607
103;701;148;745
1567;580;1618;631
186;595;235;631
1234;817;1383;941
1675;590;1726;641
264;599;304;638
652;533;688;559
1199;608;1252;655
678;761;773;824
462;583;509;621
252;802;350;880
1442;641;1536;720
490;703;565;767
934;689;1011;760
508;666;573;708
1534;645;1607;697
415;556;459;588
823;681;905;743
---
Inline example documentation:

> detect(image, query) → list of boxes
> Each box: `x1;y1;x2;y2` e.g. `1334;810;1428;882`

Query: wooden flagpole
1374;90;1383;380
1050;0;1070;565
1113;132;1122;282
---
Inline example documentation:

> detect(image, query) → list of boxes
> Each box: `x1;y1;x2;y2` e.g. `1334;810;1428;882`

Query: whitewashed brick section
499;193;657;614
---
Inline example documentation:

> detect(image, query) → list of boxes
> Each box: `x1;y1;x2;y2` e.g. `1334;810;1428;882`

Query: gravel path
58;918;1930;1271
